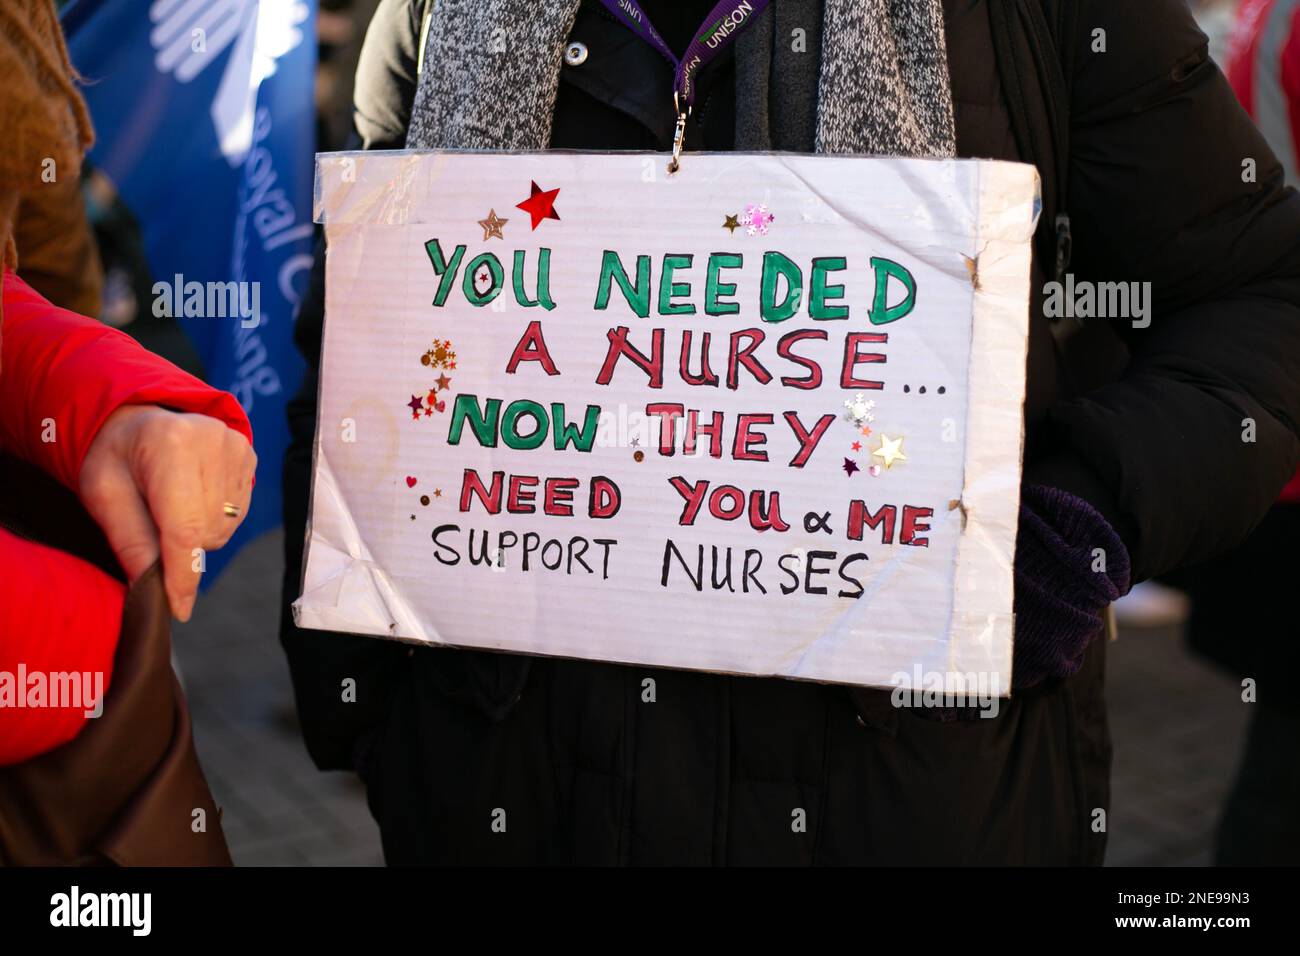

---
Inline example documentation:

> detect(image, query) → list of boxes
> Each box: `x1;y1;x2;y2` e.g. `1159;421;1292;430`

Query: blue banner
63;0;317;580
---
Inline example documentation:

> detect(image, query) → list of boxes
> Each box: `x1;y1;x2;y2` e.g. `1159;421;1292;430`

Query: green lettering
447;395;501;447
809;256;848;320
501;400;549;450
594;251;651;317
705;253;743;316
463;253;504;306
513;248;556;311
760;251;803;323
658;254;696;315
868;257;916;326
424;239;466;307
551;403;602;452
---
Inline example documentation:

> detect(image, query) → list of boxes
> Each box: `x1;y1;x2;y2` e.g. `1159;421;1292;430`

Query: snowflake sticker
740;202;774;237
844;393;876;426
422;338;456;371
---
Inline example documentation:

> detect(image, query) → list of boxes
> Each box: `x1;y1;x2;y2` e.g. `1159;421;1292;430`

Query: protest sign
295;151;1039;692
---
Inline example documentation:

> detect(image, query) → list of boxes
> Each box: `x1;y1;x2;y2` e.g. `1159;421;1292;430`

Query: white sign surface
296;150;1038;692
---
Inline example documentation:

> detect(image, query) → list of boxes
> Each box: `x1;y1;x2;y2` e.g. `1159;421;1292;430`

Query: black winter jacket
280;0;1300;864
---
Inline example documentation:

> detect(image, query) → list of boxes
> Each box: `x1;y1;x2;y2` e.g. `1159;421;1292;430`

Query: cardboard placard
295;150;1038;693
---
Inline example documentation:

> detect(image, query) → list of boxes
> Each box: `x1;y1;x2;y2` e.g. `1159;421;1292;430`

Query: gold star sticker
433;488;442;498
722;213;740;234
871;434;907;469
478;209;508;240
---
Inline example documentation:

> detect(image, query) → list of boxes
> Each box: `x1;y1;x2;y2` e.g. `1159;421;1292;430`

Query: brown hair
0;0;95;270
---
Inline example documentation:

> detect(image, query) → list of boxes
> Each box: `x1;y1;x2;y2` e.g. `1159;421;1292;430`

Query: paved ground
173;531;382;866
175;529;1250;867
1106;617;1249;866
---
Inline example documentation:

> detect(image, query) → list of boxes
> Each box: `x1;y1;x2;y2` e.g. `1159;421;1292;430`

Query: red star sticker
516;180;561;230
851;441;862;452
436;373;452;390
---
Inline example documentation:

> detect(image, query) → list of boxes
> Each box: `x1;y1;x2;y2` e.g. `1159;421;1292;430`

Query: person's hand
1012;484;1131;688
78;404;256;621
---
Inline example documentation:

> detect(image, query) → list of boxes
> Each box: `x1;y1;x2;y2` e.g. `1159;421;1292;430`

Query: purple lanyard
597;0;772;109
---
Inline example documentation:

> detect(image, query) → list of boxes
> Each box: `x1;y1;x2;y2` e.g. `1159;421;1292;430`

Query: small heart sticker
406;476;417;488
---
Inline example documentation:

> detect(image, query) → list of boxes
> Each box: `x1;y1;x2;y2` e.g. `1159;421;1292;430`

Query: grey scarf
406;0;956;158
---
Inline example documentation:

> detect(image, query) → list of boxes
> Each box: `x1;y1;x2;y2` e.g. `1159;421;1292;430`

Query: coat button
563;41;589;67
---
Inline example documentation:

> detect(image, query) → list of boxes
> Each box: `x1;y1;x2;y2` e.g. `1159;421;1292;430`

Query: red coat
1228;0;1300;503
0;269;252;764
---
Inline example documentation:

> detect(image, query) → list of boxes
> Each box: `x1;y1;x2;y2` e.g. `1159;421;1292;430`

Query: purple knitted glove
1012;484;1131;689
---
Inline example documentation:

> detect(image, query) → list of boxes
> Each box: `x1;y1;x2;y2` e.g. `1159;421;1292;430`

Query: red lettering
589;476;622;518
776;329;826;389
784;411;835;468
506;475;539;513
901;506;933;547
727;328;772;389
684;409;725;458
505;321;560;375
732;414;772;462
596;326;664;388
647;402;684;456
709;485;746;521
460;469;503;513
679;329;719;386
544;478;580;516
841;332;888;389
847;500;897;543
668;477;708;525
